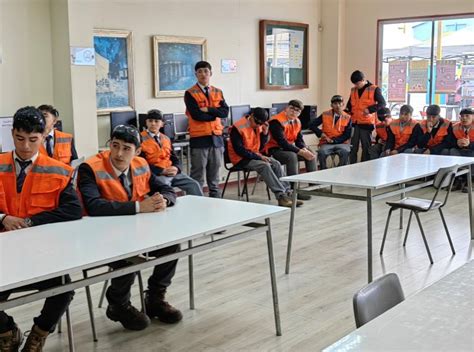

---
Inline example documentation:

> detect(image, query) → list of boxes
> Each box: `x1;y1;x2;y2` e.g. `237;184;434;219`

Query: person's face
384;116;393;126
286;105;302;120
109;138;140;172
42;111;58;134
249;115;262;129
426;114;440;125
354;80;366;89
146;118;163;134
399;112;412;123
460;113;473;126
331;101;344;113
195;67;212;86
12;128;44;160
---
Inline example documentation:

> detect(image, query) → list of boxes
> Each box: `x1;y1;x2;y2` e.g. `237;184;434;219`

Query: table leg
186;145;191;174
285;182;299;275
367;189;373;283
399;183;405;229
62;276;75;352
188;240;195;310
468;168;473;240
265;218;282;336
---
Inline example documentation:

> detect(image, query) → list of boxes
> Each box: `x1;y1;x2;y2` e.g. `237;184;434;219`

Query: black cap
330;95;343;104
460;107;474;115
147;109;163;120
426;104;440;116
111;125;141;148
252;107;269;124
377;107;391;122
350;70;365;84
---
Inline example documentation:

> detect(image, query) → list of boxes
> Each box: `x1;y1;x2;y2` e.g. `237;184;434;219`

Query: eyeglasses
289;106;302;114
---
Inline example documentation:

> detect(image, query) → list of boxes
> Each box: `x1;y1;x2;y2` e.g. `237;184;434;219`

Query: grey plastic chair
353;273;405;328
380;165;459;264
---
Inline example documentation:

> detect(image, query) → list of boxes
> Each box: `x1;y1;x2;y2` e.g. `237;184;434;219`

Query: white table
0;196;288;347
323;260;474;351
281;154;474;282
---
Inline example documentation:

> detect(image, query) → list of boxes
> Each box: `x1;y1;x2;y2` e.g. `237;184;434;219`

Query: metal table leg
399;183;405;229
468;168;473;239
285;182;299;274
265;218;282;336
367;189;373;283
188;240;195;309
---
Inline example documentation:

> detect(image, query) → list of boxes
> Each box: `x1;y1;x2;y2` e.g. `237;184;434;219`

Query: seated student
309;95;352;169
412;104;451;155
0;106;82;351
77;125;182;331
385;104;422;155
37;104;78;165
446;107;474;193
140;109;203;196
228;107;302;208
368;107;392;160
264;99;316;200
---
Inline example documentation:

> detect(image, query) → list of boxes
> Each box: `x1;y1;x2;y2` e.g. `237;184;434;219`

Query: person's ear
135;146;142;156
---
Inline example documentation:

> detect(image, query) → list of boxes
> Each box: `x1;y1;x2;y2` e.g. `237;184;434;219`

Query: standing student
0;106;82;352
413;104;451;155
38;104;78;165
369;107;392;159
346;70;386;163
385;104;422;155
140;109;203;196
184;61;229;198
78;125;182;331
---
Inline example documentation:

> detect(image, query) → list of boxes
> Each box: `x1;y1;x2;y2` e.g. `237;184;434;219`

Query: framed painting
93;29;135;114
153;35;207;98
259;20;309;90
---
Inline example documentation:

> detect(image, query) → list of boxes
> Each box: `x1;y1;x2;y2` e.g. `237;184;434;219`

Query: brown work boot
278;195;302;208
21;325;48;352
0;324;23;352
145;291;182;324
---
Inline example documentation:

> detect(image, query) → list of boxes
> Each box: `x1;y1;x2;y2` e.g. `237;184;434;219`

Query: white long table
281;154;474;282
323;260;474;351
0;196;288;348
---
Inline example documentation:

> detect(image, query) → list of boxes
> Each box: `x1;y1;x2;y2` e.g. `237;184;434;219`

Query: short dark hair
13;106;46;134
330;95;344;104
426;104;441;116
111;125;141;148
288;99;304;111
37;104;59;118
146;109;163;121
350;70;365;84
400;104;414;116
460;107;474;115
377;107;391;122
195;61;212;72
251;107;269;124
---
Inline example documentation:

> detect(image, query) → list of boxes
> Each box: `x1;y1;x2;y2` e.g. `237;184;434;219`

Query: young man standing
385;104;422;155
415;104;451;155
346;70;386;163
37;104;78;165
309;95;352;169
140;109;203;196
0;106;82;351
184;61;229;198
78;125;182;331
369;107;392;160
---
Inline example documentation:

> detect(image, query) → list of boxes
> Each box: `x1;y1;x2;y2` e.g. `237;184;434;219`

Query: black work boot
145;290;183;324
106;302;150;331
0;324;22;352
21;325;48;352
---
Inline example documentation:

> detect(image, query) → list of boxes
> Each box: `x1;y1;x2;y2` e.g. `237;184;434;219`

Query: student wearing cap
140;109;203;196
309;95;352;169
0;106;82;351
78;125;182;331
346;70;386;164
228;107;301;207
412;104;451;154
368;107;392;160
184;61;229;198
385;104;422;155
37;104;78;165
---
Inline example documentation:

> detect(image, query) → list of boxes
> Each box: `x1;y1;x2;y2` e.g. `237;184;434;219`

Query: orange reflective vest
84;151;150;202
0;152;72;218
140;131;172;169
389;119;419;149
185;84;224;138
420;120;450;148
452;122;474;145
375;123;388;143
319;109;351;145
264;111;301;153
39;130;74;165
227;118;263;165
350;84;377;125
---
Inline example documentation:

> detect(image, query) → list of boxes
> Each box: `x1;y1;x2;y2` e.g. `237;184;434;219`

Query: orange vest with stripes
39;130;74;165
350;84;377;125
389;119;419;149
140;131;172;169
185;84;224;138
0;152;72;218
227;118;263;165
451;122;474;145
319;109;351;145
375;123;388;143
264;111;301;152
420;120;450;148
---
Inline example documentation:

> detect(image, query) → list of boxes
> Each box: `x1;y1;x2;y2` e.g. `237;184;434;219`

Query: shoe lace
22;330;46;350
125;303;143;316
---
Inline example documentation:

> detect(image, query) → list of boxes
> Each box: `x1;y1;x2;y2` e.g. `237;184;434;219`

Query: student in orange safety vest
412;104;452;155
385;104;422;155
368;107;392;160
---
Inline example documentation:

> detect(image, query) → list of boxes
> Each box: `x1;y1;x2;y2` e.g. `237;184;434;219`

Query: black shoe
0;324;23;352
106;302;150;331
297;193;312;201
145;291;183;324
451;178;464;192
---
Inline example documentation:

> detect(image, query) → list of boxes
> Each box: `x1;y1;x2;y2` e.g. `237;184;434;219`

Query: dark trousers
368;143;385;160
350;125;372;163
270;149;317;176
106;245;180;306
0;276;74;333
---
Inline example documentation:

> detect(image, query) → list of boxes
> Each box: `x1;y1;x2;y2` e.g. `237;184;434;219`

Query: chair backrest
223;137;232;169
433;164;459;190
353;273;404;328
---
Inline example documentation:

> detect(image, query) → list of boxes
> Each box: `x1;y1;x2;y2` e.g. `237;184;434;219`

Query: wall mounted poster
388;61;407;102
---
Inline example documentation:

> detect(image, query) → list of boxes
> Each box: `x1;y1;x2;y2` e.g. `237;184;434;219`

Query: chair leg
83;271;98;342
402;211;414;247
137;272;146;314
380;208;394;254
438;208;456;255
65;307;75;352
98;268;113;308
58;318;62;333
251;173;259;196
221;171;232;198
414;212;434;264
266;185;271;200
242;171;250;202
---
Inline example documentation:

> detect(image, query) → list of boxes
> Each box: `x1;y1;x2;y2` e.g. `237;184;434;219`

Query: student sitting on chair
384;104;422;155
368;107;392;160
140;109;203;196
0;106;82;351
412;104;451;155
228;107;302;208
77;125;182;331
38;104;78;165
309;95;352;169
